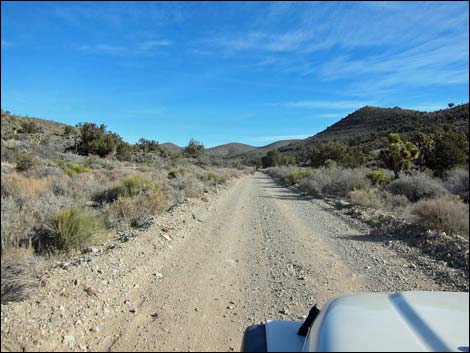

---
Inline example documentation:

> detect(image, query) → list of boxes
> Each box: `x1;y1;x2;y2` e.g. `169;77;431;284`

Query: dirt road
1;173;456;352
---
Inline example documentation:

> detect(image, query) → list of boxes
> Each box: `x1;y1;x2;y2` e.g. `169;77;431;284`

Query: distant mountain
206;140;302;158
159;142;182;152
206;143;256;157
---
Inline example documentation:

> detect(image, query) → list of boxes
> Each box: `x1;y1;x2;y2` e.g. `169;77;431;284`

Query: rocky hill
307;104;469;148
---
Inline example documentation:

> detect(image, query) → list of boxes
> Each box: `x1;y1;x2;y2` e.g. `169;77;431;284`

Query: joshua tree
380;133;419;179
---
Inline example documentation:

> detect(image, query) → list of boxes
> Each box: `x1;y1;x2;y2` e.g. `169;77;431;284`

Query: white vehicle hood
307;291;469;352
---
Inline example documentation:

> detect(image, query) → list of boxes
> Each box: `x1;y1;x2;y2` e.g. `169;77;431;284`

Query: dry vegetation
266;166;470;240
1;111;251;302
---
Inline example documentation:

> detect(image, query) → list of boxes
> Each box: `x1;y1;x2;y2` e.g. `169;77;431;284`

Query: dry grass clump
347;190;379;208
105;192;169;229
1;172;51;202
1;256;45;303
412;196;469;238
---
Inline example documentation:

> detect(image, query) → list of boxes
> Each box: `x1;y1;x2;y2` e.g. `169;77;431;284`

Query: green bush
76;122;122;157
49;208;103;252
15;153;36;171
64;163;92;176
367;170;393;186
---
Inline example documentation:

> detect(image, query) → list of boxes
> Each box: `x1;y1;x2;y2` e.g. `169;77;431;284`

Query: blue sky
1;1;469;147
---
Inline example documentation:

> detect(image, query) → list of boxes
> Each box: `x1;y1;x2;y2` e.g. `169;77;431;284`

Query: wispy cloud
196;1;469;89
77;44;126;55
1;40;12;47
76;39;172;56
138;40;172;50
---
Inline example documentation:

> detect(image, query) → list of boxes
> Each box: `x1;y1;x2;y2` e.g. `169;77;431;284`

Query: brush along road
1;172;465;352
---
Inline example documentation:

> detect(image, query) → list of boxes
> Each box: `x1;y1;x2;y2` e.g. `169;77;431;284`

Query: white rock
63;335;75;349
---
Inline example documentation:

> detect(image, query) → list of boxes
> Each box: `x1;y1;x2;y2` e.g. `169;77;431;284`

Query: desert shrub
426;132;468;177
116;141;134;161
1;185;72;254
347;190;379;208
1;257;44;303
184;138;205;158
379;191;410;211
94;174;160;204
323;159;337;169
412;196;469;237
64;163;92;176
285;168;315;185
168;166;188;179
367;170;393;186
15;152;36;171
63;125;75;136
1;197;35;251
201;171;227;186
47;207;103;252
112;175;159;197
54;158;67;167
105;193;168;229
168;173;205;201
76;122;122;157
262;149;285;168
388;173;448;202
298;167;369;197
136;138;161;153
19;120;41;134
444;168;469;203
